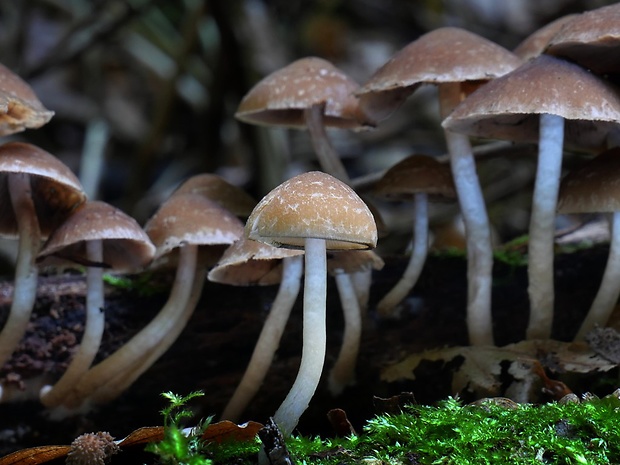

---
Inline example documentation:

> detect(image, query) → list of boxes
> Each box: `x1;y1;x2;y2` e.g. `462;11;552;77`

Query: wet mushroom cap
0;63;54;135
442;55;620;151
246;171;377;250
235;57;371;129
0;141;86;237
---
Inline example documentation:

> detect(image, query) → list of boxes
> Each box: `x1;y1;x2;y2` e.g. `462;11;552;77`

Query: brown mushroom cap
235;57;371;129
513;14;578;60
356;27;522;122
327;249;384;275
373;154;456;201
442;55;620;151
0;141;86;238
246;171;377;250
208;236;303;286
145;192;244;262
37;201;155;272
558;147;620;214
171;173;257;218
0;63;54;135
546;3;620;75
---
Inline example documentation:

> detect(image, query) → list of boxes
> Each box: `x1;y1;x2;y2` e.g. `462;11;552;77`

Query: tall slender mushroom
357;27;522;345
443;54;620;340
373;154;456;317
557;148;620;340
236;57;373;183
210;236;304;422
64;193;244;409
246;171;377;436
0;142;86;374
36;201;155;408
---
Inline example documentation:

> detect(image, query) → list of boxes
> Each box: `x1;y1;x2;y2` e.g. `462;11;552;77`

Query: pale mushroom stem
273;237;327;436
0;174;40;371
574;213;620;341
328;270;362;396
525;113;564;340
221;255;303;422
304;105;351;183
351;268;372;314
66;244;198;408
40;240;106;407
377;192;429;317
440;83;494;346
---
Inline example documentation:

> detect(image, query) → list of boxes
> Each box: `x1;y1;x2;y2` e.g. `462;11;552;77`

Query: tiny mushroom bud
211;236;304;422
236;57;372;183
66;431;119;465
37;200;155;409
373;154;456;318
0;142;86;375
246;171;377;436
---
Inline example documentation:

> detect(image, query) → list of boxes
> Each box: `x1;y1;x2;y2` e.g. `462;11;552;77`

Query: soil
0;244;617;462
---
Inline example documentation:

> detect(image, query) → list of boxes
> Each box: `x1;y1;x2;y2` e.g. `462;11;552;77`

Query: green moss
148;392;620;465
102;271;163;296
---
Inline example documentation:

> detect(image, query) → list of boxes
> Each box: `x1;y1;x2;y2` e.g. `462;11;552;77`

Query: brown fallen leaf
0;445;71;465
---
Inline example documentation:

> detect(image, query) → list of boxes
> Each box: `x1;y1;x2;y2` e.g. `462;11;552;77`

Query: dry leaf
0;445;71;465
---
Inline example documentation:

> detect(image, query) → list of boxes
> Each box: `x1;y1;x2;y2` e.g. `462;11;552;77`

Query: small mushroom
37;201;155;408
373;154;456;317
236;57;372;183
0;142;86;373
210;236;304;422
246;171;377;436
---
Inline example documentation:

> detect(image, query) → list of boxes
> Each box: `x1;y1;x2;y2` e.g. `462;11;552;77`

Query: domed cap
0;141;86;238
0;63;54;135
357;27;522;122
513;14;578;60
546;3;620;75
208;236;303;286
246;171;377;250
327;249;384;275
557;147;620;214
442;55;620;151
235;57;371;129
373;154;456;201
38;201;155;272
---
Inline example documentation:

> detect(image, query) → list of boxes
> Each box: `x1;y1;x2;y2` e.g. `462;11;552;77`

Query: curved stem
377;193;429;318
221;255;303;421
328;271;362;396
41;240;106;407
304;105;350;184
66;244;198;408
273;237;326;436
526;113;564;340
574;213;620;341
0;174;40;372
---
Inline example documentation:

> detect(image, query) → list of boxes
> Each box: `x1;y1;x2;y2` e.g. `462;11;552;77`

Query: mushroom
0;142;86;373
557;148;620;340
373;154;456;317
512;14;578;61
210;236;304;422
327;250;384;396
245;171;377;436
356;27;522;345
66;193;244;408
37;201;155;408
236;57;372;183
443;54;620;340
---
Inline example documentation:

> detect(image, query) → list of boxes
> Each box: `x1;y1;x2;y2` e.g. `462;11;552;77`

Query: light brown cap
442;55;620;151
373;154;456;201
0;63;54;136
208;236;303;286
145;193;244;261
246;171;377;250
557;147;620;214
0;141;86;238
327;249;384;275
235;57;371;129
356;27;522;122
546;4;620;75
37;201;155;272
172;173;256;218
513;14;578;60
